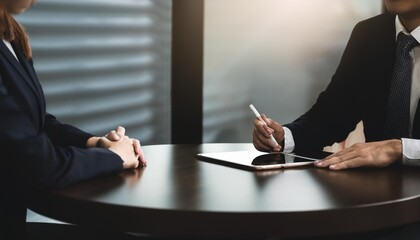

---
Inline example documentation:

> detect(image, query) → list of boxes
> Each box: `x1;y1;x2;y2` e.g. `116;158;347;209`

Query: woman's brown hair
0;4;32;59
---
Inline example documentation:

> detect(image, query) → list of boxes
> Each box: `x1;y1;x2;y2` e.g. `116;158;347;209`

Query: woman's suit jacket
0;41;123;239
285;13;401;154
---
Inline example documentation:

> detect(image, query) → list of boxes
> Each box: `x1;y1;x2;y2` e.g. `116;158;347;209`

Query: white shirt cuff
401;138;420;166
282;127;295;153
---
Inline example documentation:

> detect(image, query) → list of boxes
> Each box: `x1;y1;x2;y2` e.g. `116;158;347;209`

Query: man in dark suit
0;0;147;239
254;0;420;170
254;2;420;238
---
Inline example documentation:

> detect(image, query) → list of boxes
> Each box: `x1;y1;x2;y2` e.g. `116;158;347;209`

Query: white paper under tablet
196;150;317;170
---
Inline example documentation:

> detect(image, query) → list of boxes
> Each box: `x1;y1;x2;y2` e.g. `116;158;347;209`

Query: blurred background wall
203;0;383;143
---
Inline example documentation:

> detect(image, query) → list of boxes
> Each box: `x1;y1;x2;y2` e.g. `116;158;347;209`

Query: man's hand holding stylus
253;114;284;152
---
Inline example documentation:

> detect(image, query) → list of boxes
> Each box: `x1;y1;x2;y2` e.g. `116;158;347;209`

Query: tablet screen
251;153;312;166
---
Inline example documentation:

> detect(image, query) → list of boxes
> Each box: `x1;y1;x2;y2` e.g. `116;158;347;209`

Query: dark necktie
384;32;419;139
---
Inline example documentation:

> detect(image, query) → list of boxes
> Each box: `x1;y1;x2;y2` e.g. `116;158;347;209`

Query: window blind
17;0;172;144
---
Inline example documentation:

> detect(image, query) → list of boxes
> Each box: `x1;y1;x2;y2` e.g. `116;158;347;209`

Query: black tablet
196;150;326;170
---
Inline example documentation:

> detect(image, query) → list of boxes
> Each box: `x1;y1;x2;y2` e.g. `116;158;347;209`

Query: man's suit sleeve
0;90;123;190
284;21;370;154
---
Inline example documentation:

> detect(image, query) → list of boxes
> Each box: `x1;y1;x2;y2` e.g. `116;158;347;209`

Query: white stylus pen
249;104;279;146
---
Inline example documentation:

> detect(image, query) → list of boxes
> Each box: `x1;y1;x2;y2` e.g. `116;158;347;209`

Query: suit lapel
0;41;40;98
0;41;46;127
12;42;44;98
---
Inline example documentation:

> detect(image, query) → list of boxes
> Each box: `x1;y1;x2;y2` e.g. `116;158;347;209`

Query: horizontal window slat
35;55;155;73
43;73;154;96
30;36;154;50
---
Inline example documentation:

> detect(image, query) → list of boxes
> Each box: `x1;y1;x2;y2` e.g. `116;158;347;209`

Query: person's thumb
106;130;121;141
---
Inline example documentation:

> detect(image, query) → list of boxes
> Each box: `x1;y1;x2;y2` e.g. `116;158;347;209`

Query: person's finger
329;157;364;170
122;135;130;142
315;149;345;167
261;115;283;145
132;139;147;166
257;128;279;150
261;114;271;124
131;139;139;155
261;115;275;134
261;114;282;131
316;149;358;168
254;118;272;136
315;155;341;168
106;130;120;141
254;118;274;140
262;124;275;136
253;129;268;151
253;128;280;151
96;136;111;148
116;126;126;136
131;154;140;169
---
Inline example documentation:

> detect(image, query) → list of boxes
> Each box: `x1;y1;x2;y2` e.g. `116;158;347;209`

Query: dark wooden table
29;144;420;239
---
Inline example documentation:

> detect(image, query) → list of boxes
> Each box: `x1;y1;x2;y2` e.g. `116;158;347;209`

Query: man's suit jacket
284;13;398;154
0;41;123;239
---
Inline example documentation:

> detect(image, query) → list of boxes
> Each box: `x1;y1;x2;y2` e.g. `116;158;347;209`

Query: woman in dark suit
0;0;147;239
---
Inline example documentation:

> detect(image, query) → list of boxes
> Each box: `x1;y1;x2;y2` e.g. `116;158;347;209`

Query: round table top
31;143;420;238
